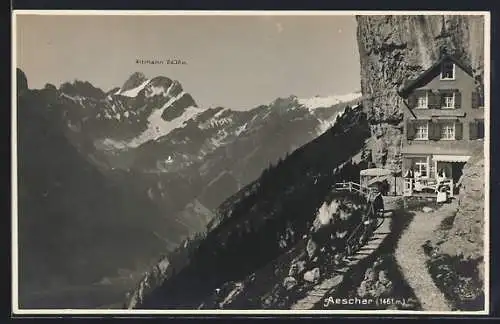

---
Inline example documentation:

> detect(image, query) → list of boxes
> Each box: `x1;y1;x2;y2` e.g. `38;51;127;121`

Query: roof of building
398;54;475;98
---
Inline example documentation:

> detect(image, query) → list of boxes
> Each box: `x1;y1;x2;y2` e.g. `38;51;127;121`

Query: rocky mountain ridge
40;72;363;216
59;72;361;173
17;68;362;309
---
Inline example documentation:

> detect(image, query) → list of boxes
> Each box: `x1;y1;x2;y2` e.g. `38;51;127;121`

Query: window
416;92;428;109
440;62;455;80
414;158;428;178
415;122;429;140
440;122;455;140
442;92;455;109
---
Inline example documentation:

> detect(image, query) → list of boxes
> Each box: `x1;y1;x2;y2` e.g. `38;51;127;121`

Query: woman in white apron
436;169;448;203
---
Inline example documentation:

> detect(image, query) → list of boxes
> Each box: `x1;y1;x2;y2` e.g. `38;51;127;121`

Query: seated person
403;168;414;179
413;171;423;191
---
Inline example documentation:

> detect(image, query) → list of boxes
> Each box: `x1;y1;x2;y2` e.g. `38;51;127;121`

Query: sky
16;14;361;110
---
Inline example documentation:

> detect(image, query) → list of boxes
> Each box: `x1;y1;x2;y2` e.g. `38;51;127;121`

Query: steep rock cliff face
356;15;484;162
439;146;485;271
426;146;485;309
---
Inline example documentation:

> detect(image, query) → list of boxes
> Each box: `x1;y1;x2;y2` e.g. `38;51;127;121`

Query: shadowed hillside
132;104;371;308
16;69;180;308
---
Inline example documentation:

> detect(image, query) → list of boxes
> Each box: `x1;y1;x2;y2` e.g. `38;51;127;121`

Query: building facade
398;54;485;192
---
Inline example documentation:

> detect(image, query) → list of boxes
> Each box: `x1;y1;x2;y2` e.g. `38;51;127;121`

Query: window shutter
406;120;416;140
430;121;441;140
428;90;438;109
454;90;461;109
478;120;485;139
469;121;478;140
455;121;463;140
471;91;479;109
438;90;446;109
427;121;435;140
407;93;417;109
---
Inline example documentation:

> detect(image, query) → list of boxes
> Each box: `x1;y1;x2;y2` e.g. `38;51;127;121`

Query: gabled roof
397;54;474;98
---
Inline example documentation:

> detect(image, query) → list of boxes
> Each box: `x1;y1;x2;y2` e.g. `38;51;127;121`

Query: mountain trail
394;201;458;311
290;211;393;310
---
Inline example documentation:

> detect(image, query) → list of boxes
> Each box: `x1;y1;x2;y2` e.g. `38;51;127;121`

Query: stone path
290;211;393;310
394;202;457;311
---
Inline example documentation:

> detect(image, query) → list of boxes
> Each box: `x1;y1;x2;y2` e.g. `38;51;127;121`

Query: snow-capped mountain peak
115;74;184;99
100;88;201;150
116;79;151;97
116;72;148;94
128;103;200;148
59;71;363;175
298;91;362;110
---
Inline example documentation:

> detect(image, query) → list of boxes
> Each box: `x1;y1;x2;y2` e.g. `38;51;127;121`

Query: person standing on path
359;185;384;246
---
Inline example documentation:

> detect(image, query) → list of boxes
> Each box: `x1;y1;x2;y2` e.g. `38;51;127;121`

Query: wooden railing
334;181;374;197
345;216;384;256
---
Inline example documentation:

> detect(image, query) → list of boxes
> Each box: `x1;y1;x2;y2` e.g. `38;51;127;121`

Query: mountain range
16;68;361;308
127;99;371;309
